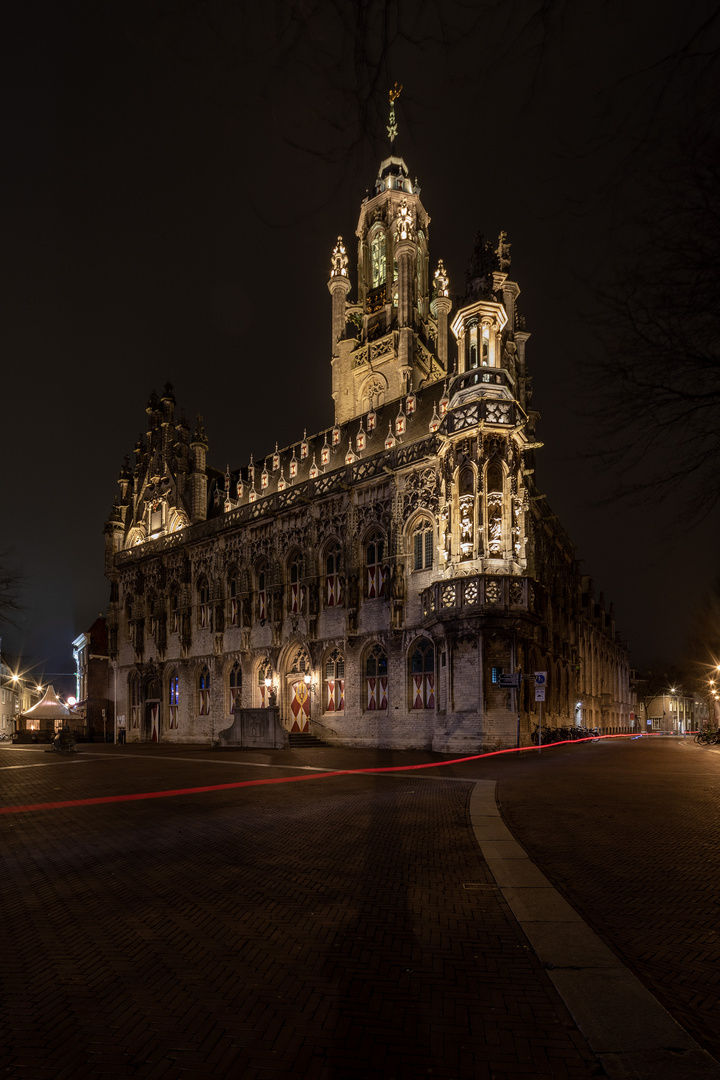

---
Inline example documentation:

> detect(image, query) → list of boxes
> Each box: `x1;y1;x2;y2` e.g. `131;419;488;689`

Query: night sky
3;0;719;688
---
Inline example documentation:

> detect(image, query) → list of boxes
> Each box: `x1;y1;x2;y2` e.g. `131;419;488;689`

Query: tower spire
387;82;403;144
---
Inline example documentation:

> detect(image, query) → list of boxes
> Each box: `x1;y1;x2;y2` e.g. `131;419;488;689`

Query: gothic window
486;463;504;558
365;531;386;599
365;643;388;711
228;575;238;626
325;542;342;607
409;639;435;710
257;567;267;622
229;661;242;713
412;518;434;571
168;669;179;728
197;578;209;628
482;324;490;365
197;665;211;716
258;657;273;708
324;649;345;713
129;672;141;729
288;554;303;615
370;230;386;288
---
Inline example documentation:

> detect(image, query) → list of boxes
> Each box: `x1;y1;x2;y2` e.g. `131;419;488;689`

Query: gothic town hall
105;144;631;750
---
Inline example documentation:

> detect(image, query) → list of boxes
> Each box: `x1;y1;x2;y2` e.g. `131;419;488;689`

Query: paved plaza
1;738;720;1079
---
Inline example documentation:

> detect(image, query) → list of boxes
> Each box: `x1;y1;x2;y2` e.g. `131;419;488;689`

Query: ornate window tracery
325;542;342;607
409;639;435;710
365;643;388;711
365;531;386;598
324;648;345;713
370;230;386;288
412;518;434;571
198;665;211;715
229;660;242;713
168;669;179;728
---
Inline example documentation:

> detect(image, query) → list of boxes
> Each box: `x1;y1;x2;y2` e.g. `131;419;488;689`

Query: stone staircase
288;731;331;749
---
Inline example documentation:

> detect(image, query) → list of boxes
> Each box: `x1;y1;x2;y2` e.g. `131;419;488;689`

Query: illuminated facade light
439;386;450;416
300;431;309;460
406;392;416;416
249;487;257;503
395;407;406;437
278;469;287;491
332;425;341;447
429;405;440;433
272;443;280;471
385;423;396;449
345;440;357;465
367;410;376;432
309;455;319;479
261;465;269;490
356;425;366;452
289;453;298;479
321;440;330;466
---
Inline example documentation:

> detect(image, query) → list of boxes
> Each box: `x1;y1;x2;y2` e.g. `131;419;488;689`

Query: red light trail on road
0;734;643;815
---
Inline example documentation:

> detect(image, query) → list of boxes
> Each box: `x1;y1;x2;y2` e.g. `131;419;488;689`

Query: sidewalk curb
470;780;720;1080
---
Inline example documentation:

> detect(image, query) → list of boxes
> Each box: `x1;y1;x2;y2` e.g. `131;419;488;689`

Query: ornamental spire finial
387;82;403;144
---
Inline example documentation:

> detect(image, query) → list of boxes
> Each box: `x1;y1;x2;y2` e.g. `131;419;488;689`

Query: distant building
635;682;705;733
72;616;112;741
104;138;630;749
0;655;42;735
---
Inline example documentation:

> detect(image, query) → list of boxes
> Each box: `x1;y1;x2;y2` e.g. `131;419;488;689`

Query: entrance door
144;702;160;743
289;680;310;732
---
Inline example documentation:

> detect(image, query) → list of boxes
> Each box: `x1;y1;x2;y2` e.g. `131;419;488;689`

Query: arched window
229;661;242;713
365;531;386;598
325;542;342;607
129;672;141;729
198;665;211;716
288;554;303;615
409;639;435;710
413;519;433;571
197;578;209;628
228;574;238;626
257;567;267;622
258;657;273;708
370;230;386;288
486;463;504;557
167;669;179;728
365;643;388;711
324;649;345;712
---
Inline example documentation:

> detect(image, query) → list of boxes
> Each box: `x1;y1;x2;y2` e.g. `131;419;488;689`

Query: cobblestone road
1;737;716;1079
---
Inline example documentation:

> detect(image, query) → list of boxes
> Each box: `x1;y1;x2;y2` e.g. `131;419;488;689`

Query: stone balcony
420;573;542;621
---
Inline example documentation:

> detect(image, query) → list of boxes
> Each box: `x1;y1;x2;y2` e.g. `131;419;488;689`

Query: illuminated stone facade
105;153;631;750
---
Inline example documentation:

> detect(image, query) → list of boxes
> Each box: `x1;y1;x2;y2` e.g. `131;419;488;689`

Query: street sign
534;671;547;685
535;686;546;702
498;674;520;688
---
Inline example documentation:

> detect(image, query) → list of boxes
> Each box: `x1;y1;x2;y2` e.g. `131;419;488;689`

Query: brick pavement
0;744;600;1080
495;737;720;1064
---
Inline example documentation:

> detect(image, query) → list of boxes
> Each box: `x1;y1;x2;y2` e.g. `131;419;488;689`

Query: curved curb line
470;780;720;1080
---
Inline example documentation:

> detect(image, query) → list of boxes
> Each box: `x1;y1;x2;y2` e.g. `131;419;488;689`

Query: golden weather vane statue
387;82;403;144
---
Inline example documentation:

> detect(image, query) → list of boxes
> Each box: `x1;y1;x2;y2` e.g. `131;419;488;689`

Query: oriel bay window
410;639;435;709
365;643;388;711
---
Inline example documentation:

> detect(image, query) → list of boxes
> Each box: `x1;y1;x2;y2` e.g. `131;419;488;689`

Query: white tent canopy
21;685;71;720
